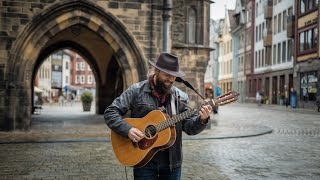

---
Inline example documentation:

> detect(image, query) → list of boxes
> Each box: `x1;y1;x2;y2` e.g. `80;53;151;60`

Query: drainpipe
149;0;154;60
162;0;172;52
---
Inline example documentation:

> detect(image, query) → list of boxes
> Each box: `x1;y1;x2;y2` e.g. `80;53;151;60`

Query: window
65;76;69;84
256;3;258;17
262;23;264;38
273;44;277;64
81;62;85;70
255;51;257;68
299;27;318;53
256;26;258;42
65;61;69;70
278;13;281;33
247;30;251;45
288;7;293;16
300;0;306;14
76;63;80;71
188;8;196;44
80;75;85;84
306;29;312;49
282;41;286;63
259;24;262;41
273;16;277;34
299;32;305;52
300;71;318;101
247;10;251;23
262;49;264;67
88;75;93;84
76;75;80;84
314;28;318;48
277;43;281;64
283;10;287;31
258;50;261;67
287;39;293;61
227;41;229;53
300;0;318;14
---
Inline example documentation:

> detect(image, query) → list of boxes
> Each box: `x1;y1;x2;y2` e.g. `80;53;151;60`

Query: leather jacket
104;80;208;169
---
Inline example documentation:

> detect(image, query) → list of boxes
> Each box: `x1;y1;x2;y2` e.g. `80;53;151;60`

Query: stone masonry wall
0;0;211;130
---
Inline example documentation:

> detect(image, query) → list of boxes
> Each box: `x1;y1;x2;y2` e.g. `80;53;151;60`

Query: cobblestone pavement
0;102;319;179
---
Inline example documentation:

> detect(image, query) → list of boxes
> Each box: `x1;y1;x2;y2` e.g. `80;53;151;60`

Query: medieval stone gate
0;0;211;131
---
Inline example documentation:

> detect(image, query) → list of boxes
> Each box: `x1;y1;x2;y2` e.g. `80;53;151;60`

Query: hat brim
149;60;186;77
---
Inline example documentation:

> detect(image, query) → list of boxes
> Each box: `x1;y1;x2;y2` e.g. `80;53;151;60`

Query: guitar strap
170;94;177;115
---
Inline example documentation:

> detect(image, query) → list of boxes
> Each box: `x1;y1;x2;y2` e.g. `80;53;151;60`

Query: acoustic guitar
111;91;240;167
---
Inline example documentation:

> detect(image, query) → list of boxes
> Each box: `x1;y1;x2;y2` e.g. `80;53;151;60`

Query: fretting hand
199;104;212;124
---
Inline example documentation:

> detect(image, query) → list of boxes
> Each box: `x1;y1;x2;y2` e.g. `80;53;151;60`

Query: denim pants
133;161;181;180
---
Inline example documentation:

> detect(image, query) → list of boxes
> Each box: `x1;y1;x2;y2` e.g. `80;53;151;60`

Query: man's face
155;70;176;94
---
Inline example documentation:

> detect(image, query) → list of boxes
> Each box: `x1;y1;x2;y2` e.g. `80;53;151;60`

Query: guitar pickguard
137;135;158;150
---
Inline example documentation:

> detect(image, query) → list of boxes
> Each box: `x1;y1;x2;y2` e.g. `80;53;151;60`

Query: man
104;52;212;180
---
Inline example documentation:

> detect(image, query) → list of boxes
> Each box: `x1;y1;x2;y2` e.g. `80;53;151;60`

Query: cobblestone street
0;102;319;179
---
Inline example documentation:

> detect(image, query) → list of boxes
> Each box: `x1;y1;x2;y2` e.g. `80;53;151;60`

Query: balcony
264;0;273;19
287;15;295;38
263;29;272;47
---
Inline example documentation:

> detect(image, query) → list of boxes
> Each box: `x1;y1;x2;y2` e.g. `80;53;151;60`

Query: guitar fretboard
154;90;239;132
155;108;198;132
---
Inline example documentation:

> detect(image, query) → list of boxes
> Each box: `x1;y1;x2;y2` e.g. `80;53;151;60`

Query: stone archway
5;0;147;130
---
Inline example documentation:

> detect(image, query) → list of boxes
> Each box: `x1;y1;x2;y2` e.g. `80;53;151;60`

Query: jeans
133;161;181;180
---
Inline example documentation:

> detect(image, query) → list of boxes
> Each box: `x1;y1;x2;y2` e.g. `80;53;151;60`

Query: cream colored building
218;10;233;94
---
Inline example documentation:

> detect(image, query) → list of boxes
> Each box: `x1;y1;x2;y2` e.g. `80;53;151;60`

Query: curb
0;125;273;144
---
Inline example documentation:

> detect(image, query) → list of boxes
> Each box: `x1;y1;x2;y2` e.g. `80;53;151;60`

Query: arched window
188;8;196;44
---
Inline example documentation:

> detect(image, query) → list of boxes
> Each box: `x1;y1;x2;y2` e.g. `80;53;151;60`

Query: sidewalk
234;101;320;115
0;102;281;144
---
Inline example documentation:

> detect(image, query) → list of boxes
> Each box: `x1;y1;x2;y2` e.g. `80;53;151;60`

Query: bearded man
104;52;212;180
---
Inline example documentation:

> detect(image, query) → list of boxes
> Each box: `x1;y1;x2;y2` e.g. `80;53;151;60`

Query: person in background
256;91;262;106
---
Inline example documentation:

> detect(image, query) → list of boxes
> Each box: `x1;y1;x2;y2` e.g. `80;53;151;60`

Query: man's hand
128;127;144;142
199;104;212;124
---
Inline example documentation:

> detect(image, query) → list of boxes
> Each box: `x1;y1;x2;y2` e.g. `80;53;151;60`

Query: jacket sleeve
180;95;208;135
104;85;136;137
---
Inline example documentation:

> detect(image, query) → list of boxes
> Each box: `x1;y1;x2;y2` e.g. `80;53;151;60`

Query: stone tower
0;0;212;130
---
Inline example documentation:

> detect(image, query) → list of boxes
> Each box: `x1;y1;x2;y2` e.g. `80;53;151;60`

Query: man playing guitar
104;52;212;180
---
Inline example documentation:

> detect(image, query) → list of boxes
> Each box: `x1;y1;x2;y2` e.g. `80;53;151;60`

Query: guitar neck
155;90;240;132
156;108;197;132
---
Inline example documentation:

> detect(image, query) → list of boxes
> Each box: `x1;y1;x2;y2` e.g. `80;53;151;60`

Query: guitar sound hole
145;125;157;138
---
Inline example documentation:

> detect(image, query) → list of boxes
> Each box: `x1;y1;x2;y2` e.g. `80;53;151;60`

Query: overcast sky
210;0;236;20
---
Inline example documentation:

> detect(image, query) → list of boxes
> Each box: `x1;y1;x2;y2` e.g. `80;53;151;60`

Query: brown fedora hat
148;52;185;77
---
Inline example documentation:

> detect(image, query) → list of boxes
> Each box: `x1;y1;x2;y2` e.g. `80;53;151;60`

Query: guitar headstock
207;91;240;107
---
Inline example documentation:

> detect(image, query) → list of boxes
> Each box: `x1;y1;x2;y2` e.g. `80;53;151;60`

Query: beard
155;76;173;94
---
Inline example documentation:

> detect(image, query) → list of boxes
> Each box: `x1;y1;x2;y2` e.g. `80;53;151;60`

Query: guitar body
111;110;176;167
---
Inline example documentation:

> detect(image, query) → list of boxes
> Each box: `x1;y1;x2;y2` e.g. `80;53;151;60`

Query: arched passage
6;0;147;130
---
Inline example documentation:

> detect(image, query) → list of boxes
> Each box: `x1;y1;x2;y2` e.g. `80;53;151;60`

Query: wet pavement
0;102;320;179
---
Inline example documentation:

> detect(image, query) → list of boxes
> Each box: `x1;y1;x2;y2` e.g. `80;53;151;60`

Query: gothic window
188;7;196;44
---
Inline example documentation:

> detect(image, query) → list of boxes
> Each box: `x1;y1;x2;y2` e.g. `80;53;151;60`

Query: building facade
0;0;212;130
209;0;319;108
218;9;234;94
204;19;223;98
294;0;320;108
69;51;96;97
